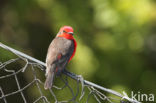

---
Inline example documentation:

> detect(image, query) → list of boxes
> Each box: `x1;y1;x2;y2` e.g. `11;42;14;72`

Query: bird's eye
63;30;67;33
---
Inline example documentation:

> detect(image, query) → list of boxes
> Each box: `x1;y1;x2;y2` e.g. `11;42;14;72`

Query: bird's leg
55;68;62;76
55;65;63;76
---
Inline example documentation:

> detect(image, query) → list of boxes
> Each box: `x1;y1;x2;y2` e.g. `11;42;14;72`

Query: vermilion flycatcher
44;26;77;89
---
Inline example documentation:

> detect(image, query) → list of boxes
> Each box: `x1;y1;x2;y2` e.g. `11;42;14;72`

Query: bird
44;26;77;90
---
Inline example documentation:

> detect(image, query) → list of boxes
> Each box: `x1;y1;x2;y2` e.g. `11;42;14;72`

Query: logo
131;91;155;102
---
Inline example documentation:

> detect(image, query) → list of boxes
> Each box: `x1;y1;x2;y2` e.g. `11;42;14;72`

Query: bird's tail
44;71;54;90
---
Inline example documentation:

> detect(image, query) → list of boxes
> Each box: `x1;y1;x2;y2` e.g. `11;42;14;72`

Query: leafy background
0;0;156;103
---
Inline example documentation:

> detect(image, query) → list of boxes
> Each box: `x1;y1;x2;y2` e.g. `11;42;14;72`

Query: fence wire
0;42;141;103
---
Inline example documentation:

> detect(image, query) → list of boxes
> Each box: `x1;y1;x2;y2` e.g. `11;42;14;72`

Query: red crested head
59;26;74;35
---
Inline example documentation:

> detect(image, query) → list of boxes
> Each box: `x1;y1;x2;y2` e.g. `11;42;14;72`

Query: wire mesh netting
0;42;140;103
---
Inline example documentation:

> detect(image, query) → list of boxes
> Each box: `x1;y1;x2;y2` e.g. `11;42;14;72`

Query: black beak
68;32;74;35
